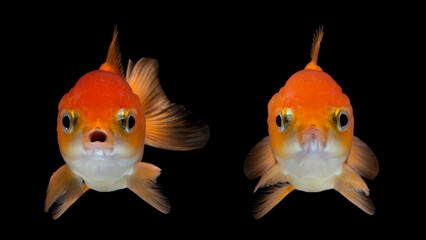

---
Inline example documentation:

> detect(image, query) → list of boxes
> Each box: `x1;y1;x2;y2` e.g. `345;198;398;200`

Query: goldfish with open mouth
244;27;378;218
45;27;209;219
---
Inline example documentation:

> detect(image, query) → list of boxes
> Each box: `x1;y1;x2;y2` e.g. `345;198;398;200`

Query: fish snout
84;129;113;149
299;126;327;153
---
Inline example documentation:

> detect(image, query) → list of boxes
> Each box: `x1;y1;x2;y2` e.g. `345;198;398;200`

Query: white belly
66;149;138;192
278;152;345;192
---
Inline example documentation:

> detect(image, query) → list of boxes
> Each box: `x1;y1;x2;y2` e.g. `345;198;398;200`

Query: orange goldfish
244;27;378;218
45;27;209;219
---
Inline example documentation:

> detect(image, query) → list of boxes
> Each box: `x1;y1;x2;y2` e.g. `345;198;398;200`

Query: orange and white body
45;27;209;219
244;27;378;218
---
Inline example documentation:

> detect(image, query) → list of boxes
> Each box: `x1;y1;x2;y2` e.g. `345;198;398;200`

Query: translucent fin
126;162;170;214
347;136;379;179
334;163;369;195
45;164;88;219
305;26;324;71
254;162;288;192
127;58;209;150
335;188;375;215
253;183;295;219
126;59;135;79
244;136;276;180
99;25;124;77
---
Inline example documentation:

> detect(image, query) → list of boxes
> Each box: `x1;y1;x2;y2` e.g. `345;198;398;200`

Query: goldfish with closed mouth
244;27;378;219
45;27;209;219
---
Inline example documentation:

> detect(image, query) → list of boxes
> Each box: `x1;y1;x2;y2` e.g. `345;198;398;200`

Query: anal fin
334;163;369;195
253;183;295;219
45;164;88;219
335;189;375;215
126;162;170;214
334;163;375;215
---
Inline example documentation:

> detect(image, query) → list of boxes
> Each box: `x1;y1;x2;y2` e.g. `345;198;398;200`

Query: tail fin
126;58;209;151
305;26;324;71
99;25;124;77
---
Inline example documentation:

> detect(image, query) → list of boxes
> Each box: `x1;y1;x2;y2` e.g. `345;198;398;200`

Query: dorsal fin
99;25;124;77
305;26;324;71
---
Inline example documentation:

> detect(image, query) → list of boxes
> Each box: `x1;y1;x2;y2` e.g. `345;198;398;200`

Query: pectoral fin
347;136;379;179
126;58;209;150
254;162;288;192
244;136;276;180
127;162;170;214
45;164;88;219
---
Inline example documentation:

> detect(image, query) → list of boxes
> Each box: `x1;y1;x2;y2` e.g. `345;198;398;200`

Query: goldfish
244;27;379;219
45;27;209;219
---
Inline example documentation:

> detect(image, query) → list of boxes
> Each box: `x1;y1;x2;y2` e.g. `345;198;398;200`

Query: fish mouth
300;127;326;153
84;129;113;150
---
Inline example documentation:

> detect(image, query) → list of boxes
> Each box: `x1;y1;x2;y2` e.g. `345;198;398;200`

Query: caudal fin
45;164;89;219
126;58;209;151
99;25;124;77
126;162;170;213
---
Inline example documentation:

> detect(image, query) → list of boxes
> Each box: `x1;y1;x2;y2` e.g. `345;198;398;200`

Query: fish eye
128;113;136;130
276;108;292;132
118;109;136;133
276;113;282;128
62;112;73;133
336;109;350;131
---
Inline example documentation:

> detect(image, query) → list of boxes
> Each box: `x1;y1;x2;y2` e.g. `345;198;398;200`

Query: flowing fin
126;58;209;150
335;188;375;215
253;183;295;219
126;59;135;79
127;162;170;214
305;26;324;71
334;163;369;195
45;164;88;219
244;136;276;180
254;162;288;192
347;136;379;179
99;25;124;77
334;163;375;215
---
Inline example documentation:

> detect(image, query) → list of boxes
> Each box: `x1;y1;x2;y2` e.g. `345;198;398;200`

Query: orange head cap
57;70;145;165
267;27;354;165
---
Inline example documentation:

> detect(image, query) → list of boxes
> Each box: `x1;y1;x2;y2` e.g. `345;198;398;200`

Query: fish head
57;70;144;177
267;69;354;176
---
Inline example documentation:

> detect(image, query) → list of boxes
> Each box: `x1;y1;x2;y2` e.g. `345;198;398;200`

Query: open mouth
300;127;326;153
89;130;107;142
85;129;113;150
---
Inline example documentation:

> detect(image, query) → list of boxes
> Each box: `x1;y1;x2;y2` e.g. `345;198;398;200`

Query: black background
7;4;420;238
